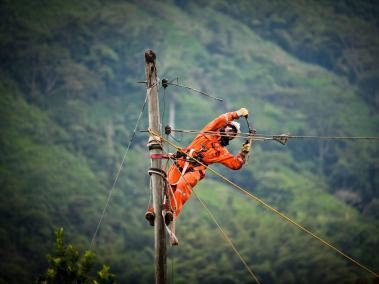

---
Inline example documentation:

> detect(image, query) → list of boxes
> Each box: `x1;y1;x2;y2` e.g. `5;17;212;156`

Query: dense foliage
37;228;115;284
0;0;378;283
203;0;379;108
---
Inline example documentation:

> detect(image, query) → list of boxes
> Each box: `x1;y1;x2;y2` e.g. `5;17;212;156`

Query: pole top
145;49;156;63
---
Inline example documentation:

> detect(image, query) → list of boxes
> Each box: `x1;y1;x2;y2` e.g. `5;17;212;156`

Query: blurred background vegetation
0;0;378;283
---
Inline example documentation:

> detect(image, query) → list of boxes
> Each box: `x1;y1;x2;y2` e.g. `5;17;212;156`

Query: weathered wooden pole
144;49;166;284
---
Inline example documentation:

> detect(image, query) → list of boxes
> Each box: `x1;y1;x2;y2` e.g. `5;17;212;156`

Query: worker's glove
236;108;249;118
241;143;251;154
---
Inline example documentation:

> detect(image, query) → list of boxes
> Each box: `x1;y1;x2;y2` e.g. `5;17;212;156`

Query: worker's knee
168;165;181;184
183;171;201;187
175;187;190;202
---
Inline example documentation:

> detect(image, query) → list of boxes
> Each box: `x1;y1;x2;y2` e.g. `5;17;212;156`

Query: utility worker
145;108;251;226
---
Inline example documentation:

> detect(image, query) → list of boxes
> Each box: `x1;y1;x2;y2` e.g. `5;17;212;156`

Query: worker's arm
201;108;248;133
218;142;251;170
201;112;238;133
218;151;246;170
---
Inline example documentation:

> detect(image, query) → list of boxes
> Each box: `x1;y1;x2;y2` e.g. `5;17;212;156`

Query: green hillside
0;0;378;283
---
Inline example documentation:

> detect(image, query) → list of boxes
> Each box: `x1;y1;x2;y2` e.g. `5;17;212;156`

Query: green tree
37;228;116;284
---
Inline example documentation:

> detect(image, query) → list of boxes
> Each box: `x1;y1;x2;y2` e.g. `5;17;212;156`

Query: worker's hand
236;108;249;118
241;143;251;154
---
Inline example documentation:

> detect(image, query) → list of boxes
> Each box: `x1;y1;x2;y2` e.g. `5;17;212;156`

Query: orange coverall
168;112;246;217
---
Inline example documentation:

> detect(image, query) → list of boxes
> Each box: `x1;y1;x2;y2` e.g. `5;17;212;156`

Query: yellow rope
149;129;379;279
169;158;261;284
193;190;262;284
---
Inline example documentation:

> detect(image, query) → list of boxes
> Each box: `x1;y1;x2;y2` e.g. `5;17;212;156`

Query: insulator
165;125;172;135
162;78;169;89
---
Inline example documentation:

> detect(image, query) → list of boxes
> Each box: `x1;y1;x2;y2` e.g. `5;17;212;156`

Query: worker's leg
167;164;181;212
173;170;202;217
167;164;181;185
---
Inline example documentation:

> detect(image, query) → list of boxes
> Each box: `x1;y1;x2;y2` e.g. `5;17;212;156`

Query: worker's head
220;121;240;146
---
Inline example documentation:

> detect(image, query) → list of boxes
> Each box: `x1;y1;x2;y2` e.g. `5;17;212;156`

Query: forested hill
0;1;378;283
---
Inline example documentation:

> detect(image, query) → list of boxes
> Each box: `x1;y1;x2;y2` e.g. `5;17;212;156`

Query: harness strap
150;153;174;159
173;149;195;185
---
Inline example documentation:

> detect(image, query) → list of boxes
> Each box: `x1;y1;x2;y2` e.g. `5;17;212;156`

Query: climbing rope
149;129;379;279
168;156;261;284
89;94;148;248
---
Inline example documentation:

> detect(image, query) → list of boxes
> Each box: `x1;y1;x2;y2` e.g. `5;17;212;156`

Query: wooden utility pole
144;50;166;284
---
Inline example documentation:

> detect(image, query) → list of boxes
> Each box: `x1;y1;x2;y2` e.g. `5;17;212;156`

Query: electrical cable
167;82;223;101
89;93;148;248
167;156;261;283
151;129;379;279
151;128;379;142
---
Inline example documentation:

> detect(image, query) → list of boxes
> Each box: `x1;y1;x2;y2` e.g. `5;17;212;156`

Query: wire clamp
162;78;169;89
273;134;289;145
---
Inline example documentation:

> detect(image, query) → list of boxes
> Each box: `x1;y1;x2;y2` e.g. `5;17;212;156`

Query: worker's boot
145;207;155;226
163;209;174;226
163;204;174;226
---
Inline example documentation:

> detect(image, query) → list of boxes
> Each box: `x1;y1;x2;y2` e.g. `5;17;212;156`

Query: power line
166;82;223;101
193;190;261;284
140;128;379;145
90;93;148;248
137;78;223;101
286;135;379;140
151;129;379;279
169;129;379;140
168;155;261;284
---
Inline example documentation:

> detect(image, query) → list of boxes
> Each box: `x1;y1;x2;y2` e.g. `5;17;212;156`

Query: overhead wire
140;72;378;279
161;128;379;142
150;129;379;279
89;93;148;248
169;132;184;143
149;78;379;143
284;135;379;140
170;129;253;139
145;72;378;278
167;155;261;284
141;128;379;145
158;143;258;280
193;190;262;284
140;129;261;140
166;82;223;101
